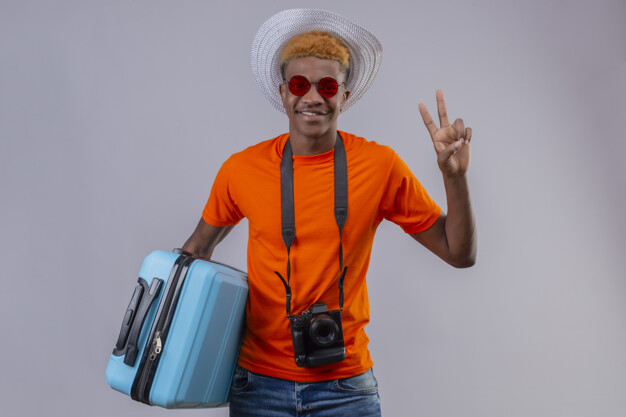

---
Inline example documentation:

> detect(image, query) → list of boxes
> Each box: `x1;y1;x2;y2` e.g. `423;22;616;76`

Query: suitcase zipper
129;254;184;403
148;331;162;361
133;255;195;404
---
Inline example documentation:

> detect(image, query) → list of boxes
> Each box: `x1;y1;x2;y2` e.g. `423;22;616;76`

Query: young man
182;9;475;417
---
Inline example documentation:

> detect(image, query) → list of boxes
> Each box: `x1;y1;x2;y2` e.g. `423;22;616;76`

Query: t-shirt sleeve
202;157;244;227
382;152;441;234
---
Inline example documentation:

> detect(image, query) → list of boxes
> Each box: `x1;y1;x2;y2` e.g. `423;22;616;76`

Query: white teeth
301;111;325;116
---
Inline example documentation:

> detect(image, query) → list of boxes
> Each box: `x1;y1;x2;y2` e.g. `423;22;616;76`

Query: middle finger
436;90;451;128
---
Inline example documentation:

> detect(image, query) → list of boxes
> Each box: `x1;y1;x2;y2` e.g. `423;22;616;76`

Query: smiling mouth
296;110;330;116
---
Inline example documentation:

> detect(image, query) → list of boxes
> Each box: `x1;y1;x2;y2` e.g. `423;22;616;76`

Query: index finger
436;89;450;128
418;103;438;138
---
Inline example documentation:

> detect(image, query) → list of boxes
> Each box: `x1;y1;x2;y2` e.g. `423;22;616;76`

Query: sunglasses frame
284;75;345;99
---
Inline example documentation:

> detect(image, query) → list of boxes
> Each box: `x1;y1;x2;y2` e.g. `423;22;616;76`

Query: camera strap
274;133;348;318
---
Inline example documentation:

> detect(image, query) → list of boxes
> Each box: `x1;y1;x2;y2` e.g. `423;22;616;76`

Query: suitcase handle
112;277;163;366
114;282;144;351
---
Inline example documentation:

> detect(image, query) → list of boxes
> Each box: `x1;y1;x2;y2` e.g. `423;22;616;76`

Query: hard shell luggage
105;249;248;408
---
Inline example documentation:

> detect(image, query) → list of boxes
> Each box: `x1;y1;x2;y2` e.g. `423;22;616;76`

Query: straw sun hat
251;9;383;114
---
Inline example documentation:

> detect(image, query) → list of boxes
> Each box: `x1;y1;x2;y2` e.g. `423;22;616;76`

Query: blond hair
280;30;350;78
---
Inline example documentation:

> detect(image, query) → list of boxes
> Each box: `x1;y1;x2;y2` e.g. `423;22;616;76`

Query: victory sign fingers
419;90;472;176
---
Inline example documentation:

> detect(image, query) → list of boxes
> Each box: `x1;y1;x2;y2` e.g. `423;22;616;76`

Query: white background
1;0;625;415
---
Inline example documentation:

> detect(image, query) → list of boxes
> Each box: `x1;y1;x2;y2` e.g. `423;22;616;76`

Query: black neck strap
274;133;348;317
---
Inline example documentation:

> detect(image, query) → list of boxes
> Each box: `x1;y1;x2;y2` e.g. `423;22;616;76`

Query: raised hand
418;90;472;177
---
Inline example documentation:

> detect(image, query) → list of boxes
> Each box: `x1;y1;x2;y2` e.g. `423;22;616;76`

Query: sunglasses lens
318;78;339;98
288;76;310;96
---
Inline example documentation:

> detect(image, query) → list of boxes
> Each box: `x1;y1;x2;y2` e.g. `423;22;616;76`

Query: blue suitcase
105;249;248;408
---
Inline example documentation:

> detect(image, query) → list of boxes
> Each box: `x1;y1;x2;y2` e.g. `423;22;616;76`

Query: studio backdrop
1;1;625;416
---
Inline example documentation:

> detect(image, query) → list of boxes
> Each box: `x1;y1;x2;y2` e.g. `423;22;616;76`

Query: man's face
280;56;350;140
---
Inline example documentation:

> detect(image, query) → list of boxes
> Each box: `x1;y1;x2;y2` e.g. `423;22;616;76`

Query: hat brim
251;9;383;114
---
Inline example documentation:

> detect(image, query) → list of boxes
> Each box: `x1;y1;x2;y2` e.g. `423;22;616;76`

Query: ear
340;89;351;112
279;83;288;106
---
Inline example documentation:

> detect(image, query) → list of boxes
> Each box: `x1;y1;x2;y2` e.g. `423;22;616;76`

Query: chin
294;118;338;138
298;125;331;139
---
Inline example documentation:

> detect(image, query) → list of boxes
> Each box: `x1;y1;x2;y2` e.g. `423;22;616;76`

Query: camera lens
309;314;339;347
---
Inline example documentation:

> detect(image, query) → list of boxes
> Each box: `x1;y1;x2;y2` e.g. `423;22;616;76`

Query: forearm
442;173;476;267
415;89;475;267
181;219;234;260
181;236;218;260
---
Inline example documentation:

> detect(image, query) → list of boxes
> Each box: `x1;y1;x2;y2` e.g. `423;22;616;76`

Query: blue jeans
228;366;382;417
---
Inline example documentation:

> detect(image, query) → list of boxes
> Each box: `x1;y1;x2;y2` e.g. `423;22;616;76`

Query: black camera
289;302;346;367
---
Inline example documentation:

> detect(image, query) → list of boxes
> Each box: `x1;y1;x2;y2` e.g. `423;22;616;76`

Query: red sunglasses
285;75;344;99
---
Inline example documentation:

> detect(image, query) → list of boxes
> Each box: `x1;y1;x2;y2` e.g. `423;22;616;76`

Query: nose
300;84;324;105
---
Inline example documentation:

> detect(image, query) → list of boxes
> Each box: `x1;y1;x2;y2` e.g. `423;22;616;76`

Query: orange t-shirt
202;131;441;381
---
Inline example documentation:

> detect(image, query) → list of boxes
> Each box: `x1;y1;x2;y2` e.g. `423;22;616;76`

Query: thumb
437;140;462;164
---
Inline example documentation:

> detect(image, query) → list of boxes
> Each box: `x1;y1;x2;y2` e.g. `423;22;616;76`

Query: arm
181;217;235;260
411;90;476;268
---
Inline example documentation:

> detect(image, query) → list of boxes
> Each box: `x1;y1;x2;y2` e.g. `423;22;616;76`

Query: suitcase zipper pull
149;331;162;361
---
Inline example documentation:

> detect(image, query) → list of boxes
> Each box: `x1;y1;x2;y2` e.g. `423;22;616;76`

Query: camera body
289;302;346;367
